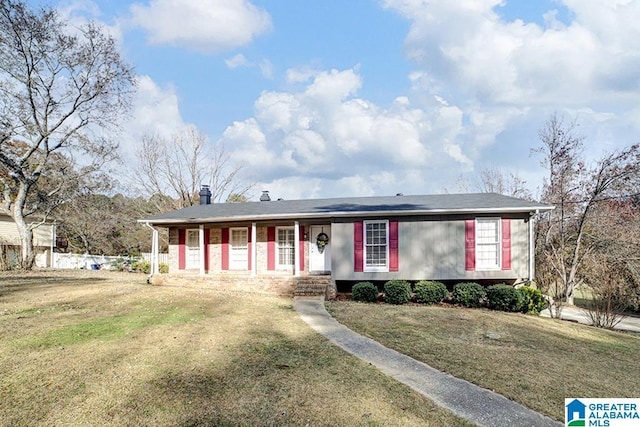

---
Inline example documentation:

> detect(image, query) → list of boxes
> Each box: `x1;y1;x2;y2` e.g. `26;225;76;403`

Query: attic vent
260;190;271;201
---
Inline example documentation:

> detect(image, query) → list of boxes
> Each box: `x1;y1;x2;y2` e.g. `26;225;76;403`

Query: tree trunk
14;212;35;269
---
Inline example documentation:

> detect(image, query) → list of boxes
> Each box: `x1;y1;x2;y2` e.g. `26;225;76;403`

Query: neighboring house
139;190;553;296
0;213;56;268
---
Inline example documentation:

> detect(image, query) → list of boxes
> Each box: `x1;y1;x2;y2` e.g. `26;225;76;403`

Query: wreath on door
316;232;329;253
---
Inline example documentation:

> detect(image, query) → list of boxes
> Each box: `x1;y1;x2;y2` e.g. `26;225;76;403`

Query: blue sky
53;0;640;200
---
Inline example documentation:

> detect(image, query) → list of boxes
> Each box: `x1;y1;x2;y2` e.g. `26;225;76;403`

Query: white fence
141;252;169;265
52;252;169;270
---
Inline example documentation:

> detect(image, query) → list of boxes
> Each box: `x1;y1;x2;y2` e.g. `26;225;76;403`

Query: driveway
540;306;640;333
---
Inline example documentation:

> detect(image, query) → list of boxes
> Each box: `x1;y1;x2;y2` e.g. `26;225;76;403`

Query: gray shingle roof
140;193;553;225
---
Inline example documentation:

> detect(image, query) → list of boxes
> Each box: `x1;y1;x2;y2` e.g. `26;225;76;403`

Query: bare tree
448;166;533;200
133;126;254;212
0;0;135;268
535;113;640;306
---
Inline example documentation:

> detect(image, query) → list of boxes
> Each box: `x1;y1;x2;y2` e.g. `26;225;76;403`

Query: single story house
0;213;56;268
139;190;553;296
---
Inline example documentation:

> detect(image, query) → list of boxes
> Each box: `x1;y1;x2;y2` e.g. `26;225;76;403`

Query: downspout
143;222;159;277
528;210;538;282
294;221;300;276
50;220;56;268
251;222;257;276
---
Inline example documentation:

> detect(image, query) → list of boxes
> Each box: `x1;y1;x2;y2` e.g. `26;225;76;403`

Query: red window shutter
501;218;511;270
389;221;399;272
354;222;363;272
465;219;476;271
267;226;276;270
299;225;305;272
247;227;252;270
204;228;210;272
178;229;186;270
221;228;229;270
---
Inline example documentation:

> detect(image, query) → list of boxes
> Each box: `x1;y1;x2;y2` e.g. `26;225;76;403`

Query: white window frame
276;226;295;269
185;229;200;269
475;218;501;270
229;227;248;270
364;220;389;272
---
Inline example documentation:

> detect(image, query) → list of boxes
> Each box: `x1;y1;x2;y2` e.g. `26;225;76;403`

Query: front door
309;225;331;273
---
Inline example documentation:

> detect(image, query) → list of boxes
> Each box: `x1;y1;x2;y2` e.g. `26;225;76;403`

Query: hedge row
350;280;547;314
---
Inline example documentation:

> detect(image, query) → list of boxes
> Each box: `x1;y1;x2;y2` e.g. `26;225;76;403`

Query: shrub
132;260;150;274
453;282;486;308
384;280;412;305
486;284;523;312
158;263;169;274
414;280;447;304
518;286;547;315
351;282;378;302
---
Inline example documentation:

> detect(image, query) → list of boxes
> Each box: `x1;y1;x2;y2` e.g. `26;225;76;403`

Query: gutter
138;205;555;226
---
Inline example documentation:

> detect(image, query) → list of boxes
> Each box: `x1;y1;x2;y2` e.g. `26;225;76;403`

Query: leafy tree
0;0;135;268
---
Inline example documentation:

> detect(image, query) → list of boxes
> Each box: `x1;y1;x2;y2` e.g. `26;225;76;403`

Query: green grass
15;303;205;349
326;301;640;421
0;271;471;427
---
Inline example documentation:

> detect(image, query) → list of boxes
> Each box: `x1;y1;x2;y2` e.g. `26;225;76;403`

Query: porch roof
139;193;553;226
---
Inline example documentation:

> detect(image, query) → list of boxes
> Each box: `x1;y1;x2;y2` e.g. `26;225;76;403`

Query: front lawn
326;301;640;421
0;271;470;426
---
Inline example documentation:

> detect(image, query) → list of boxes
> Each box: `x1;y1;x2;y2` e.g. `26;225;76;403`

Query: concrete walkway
540;306;640;333
294;297;562;427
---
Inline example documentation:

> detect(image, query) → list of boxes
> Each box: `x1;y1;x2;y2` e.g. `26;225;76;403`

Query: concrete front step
294;276;334;298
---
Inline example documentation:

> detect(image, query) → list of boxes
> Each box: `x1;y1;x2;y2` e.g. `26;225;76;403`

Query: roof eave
138;205;554;226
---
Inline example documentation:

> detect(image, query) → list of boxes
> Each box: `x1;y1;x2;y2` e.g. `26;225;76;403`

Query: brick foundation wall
149;273;333;298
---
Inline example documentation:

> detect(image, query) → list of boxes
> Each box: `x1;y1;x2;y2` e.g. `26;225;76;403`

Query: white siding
0;215;54;247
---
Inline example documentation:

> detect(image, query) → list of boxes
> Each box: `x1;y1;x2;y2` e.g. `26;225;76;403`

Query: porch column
199;224;205;275
151;227;159;275
294;221;300;276
251;222;257;276
50;222;56;268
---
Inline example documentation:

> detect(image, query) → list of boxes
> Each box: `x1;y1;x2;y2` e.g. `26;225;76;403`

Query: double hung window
364;220;388;272
277;227;295;268
475;218;500;270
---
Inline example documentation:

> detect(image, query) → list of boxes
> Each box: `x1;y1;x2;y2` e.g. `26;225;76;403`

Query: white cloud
225;53;251;69
225;54;274;79
118;75;188;162
222;67;485;198
383;0;640;106
129;0;272;52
